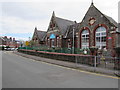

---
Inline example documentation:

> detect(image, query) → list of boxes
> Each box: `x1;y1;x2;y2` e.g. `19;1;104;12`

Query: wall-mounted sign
108;37;112;40
50;34;55;39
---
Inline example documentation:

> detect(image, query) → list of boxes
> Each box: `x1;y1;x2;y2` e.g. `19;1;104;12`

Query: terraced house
32;3;119;55
0;36;20;48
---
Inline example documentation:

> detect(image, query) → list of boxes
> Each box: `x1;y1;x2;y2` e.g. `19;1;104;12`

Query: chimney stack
10;37;12;41
4;36;7;38
13;38;15;41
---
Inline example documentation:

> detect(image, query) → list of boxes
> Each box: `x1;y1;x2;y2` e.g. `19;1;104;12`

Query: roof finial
91;0;94;5
35;27;37;31
52;11;55;16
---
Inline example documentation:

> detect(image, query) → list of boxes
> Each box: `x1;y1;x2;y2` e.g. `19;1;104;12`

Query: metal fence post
26;46;27;54
75;56;77;67
94;56;97;71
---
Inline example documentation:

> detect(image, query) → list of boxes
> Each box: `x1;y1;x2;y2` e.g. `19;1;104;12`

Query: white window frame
81;30;89;49
51;39;55;48
57;37;59;47
95;27;106;49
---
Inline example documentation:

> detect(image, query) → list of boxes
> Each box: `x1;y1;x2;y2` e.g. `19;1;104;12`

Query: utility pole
72;27;75;54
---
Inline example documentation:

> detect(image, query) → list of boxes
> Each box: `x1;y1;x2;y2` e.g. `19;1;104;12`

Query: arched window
56;37;59;47
95;27;106;49
51;39;55;48
81;30;89;49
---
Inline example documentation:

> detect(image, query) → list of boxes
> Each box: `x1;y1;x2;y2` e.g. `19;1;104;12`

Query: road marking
3;51;13;55
47;62;120;79
11;52;120;80
29;58;120;79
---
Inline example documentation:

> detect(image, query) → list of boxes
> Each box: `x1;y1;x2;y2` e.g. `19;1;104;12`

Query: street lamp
28;37;31;41
72;27;75;54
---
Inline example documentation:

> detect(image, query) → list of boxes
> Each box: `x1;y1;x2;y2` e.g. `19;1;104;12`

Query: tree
29;40;37;47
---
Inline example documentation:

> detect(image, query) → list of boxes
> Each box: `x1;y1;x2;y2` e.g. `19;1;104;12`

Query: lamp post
72;27;75;54
28;37;31;42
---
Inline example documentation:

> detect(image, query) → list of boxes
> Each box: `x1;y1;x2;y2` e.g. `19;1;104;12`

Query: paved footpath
14;51;119;77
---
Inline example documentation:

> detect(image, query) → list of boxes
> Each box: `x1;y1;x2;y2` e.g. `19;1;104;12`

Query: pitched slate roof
55;17;75;35
2;37;12;42
41;34;47;41
47;12;75;36
0;37;5;41
92;3;118;27
81;3;118;27
36;30;46;41
64;23;80;38
104;15;118;27
65;3;118;39
33;27;46;41
0;37;5;45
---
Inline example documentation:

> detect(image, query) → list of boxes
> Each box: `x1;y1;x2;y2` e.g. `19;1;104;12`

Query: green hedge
18;47;91;55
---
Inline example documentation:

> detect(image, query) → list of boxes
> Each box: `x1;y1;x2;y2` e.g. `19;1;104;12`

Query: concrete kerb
14;51;118;77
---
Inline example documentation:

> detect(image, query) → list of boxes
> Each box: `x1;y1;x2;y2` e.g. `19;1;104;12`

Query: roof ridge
56;16;74;23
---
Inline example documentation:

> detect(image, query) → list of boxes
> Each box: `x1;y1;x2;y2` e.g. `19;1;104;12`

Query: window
81;30;89;49
68;39;71;48
47;38;49;46
95;27;106;49
51;39;55;48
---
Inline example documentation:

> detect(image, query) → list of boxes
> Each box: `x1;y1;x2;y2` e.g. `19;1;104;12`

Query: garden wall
18;49;95;65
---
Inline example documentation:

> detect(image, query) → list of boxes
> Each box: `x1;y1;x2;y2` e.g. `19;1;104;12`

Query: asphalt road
2;51;118;88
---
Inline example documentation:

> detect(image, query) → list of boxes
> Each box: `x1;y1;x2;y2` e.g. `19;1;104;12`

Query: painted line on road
30;58;120;79
4;51;13;55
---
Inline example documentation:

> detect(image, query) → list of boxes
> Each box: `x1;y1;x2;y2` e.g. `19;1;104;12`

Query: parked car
4;48;11;51
14;48;18;51
10;48;15;51
114;71;120;77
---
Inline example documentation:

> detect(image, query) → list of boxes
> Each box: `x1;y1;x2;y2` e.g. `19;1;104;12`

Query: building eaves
104;15;118;27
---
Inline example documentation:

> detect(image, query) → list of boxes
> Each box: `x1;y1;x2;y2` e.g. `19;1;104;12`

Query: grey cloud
0;0;118;40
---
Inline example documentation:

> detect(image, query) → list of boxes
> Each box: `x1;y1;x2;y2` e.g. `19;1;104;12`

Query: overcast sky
0;0;119;41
